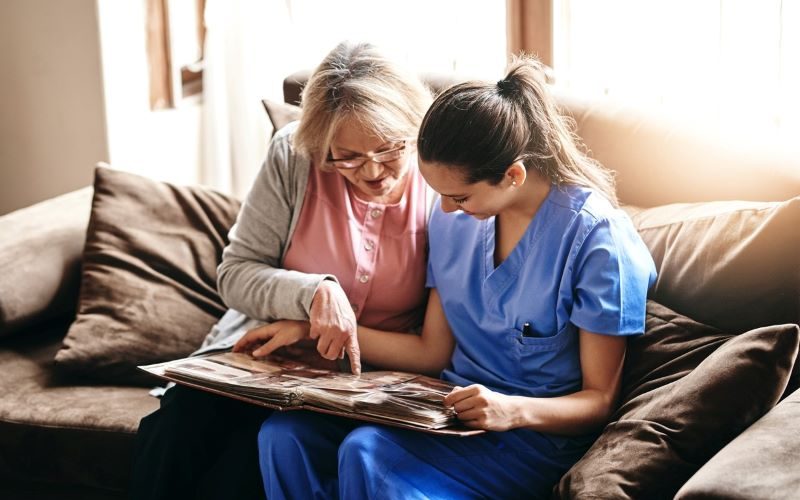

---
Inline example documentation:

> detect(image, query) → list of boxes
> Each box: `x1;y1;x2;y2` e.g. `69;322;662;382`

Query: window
284;0;506;78
147;0;205;109
553;0;800;139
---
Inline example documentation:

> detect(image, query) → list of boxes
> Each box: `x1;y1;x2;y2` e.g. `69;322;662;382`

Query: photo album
139;350;483;436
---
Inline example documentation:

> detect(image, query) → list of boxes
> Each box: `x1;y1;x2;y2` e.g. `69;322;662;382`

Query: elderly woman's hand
233;320;311;357
309;280;362;375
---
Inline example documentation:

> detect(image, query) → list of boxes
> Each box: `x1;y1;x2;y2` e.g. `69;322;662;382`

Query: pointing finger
347;339;362;376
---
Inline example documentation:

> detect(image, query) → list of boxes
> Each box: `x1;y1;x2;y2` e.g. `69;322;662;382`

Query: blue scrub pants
257;411;590;500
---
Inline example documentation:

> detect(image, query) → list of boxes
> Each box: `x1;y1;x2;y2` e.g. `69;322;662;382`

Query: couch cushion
554;301;799;500
675;387;800;500
54;166;241;385
0;188;92;338
0;320;157;494
555;92;800;207
627;197;800;333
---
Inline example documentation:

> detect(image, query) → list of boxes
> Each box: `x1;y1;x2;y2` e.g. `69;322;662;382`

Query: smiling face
419;159;520;219
328;118;413;204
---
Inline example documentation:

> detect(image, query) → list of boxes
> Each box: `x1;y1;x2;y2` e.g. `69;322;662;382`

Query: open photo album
139;351;483;436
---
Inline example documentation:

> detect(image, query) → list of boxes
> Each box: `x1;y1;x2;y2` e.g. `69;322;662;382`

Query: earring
512;181;517;186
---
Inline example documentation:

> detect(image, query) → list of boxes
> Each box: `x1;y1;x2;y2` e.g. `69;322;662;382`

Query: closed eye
451;197;468;205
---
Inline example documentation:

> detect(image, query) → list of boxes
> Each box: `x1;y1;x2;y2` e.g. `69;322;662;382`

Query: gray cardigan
197;122;436;354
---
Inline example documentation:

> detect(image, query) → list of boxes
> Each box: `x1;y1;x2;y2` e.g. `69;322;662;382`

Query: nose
440;197;459;213
360;159;384;179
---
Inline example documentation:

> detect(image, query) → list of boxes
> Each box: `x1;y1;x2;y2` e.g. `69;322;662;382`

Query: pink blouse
282;163;429;332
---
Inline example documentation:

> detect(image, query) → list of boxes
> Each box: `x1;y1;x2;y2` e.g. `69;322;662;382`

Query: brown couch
1;74;798;499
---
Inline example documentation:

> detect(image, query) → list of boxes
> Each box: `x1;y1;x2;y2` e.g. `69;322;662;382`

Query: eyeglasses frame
325;139;415;171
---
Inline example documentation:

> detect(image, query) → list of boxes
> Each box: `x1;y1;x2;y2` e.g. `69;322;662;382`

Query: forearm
357;325;451;376
217;257;334;321
508;389;618;436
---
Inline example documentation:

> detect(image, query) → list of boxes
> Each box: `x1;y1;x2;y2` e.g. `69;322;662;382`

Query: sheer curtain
552;0;800;141
200;0;506;197
201;0;295;197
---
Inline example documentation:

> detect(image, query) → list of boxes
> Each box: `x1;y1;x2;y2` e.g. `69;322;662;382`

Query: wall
0;0;203;216
0;0;108;215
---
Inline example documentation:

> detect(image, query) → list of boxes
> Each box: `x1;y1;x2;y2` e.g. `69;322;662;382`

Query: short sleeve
570;216;656;335
425;255;436;288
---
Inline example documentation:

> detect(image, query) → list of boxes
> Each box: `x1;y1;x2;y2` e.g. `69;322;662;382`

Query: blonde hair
418;55;618;206
293;41;432;170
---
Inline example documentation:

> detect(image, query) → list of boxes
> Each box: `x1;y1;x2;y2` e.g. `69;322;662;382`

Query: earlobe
506;161;527;188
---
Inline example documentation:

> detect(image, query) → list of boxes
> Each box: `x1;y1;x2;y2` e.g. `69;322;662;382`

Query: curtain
507;0;553;66
200;0;294;197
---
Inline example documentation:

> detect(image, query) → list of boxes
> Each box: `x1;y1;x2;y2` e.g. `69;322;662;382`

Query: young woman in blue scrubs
254;57;657;499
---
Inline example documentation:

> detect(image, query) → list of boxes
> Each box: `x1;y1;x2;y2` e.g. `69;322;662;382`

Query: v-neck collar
481;184;554;296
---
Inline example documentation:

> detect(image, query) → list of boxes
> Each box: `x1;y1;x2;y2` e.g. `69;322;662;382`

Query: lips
364;178;388;190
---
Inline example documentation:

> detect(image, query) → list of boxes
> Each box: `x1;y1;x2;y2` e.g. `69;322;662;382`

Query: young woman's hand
233;320;311;357
444;384;519;431
309;280;361;375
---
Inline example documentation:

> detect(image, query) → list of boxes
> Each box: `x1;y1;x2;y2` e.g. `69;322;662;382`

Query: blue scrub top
427;184;657;398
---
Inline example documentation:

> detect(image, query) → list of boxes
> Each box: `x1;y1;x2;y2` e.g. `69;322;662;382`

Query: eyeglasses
325;140;412;170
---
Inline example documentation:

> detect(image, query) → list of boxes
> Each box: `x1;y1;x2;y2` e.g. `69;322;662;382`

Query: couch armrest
0;187;93;338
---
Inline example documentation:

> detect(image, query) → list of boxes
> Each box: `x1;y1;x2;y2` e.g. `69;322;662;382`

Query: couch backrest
0;187;93;337
283;70;800;207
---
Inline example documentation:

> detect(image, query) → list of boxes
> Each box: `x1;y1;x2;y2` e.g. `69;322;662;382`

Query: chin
367;179;395;194
461;210;492;220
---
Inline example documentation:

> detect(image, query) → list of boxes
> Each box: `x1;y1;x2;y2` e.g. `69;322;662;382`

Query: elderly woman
129;41;435;500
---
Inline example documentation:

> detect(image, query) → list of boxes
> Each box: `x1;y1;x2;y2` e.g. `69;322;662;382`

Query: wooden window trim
146;0;205;109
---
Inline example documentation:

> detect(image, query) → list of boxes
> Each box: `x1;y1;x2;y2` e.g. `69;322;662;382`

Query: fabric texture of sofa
1;72;798;499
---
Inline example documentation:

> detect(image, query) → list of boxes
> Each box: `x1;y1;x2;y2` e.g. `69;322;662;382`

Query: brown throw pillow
554;301;800;500
628;197;800;333
262;99;301;137
54;166;241;385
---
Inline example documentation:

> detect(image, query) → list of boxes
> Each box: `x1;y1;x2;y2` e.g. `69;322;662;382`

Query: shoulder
238;121;311;212
549;184;615;225
546;185;653;278
548;184;635;243
555;186;655;282
269;121;302;159
261;121;310;184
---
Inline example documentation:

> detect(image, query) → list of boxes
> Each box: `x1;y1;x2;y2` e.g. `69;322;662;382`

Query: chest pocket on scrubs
514;322;571;350
512;323;581;397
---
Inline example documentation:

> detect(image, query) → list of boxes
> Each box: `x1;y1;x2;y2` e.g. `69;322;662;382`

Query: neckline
483;184;554;281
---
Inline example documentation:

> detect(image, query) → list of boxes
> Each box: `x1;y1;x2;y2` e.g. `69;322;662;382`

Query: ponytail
418;55;618;206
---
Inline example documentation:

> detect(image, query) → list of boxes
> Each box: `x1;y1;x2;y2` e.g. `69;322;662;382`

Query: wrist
319;277;340;293
509;395;534;429
312;279;336;303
